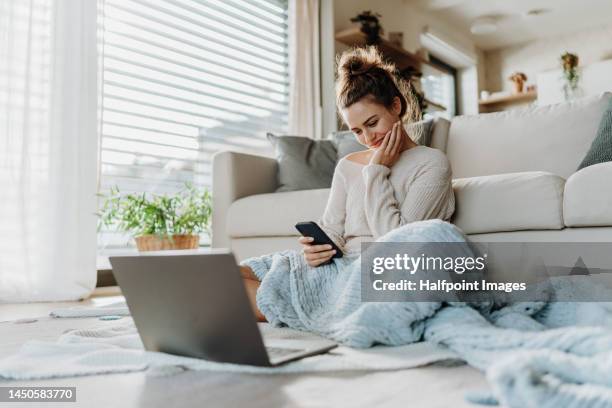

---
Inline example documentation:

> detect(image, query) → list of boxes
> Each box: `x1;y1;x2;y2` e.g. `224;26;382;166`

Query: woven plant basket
134;234;199;251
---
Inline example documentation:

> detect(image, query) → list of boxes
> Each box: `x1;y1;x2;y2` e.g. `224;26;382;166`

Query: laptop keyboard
266;346;304;359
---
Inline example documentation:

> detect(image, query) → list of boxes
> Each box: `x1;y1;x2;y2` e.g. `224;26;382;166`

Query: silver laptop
109;249;337;366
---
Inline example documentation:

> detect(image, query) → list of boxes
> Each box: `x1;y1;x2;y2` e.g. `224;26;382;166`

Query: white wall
484;23;612;93
457;66;478;115
538;58;612;105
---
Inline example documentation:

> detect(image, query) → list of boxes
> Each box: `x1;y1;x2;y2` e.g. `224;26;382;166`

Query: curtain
0;0;99;302
287;0;322;139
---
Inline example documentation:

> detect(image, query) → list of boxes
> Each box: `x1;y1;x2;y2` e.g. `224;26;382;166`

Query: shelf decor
561;52;581;101
349;10;383;45
509;72;528;94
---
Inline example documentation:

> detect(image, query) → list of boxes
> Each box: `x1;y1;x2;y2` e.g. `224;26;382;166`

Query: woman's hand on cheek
369;120;403;168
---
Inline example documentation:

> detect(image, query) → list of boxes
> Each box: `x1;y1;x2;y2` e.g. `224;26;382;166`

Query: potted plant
96;183;212;251
350;10;383;45
561;52;580;101
508;72;527;94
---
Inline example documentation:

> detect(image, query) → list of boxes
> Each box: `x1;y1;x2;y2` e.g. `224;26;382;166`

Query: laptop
109;249;337;367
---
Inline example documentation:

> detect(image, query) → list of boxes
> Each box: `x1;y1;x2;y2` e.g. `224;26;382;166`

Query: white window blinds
99;0;288;194
97;0;289;247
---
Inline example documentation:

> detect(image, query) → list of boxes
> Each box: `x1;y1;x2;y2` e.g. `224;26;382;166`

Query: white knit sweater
317;145;455;255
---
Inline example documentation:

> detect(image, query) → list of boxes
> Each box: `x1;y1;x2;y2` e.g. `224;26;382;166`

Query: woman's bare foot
239;265;259;281
240;264;266;321
243;277;267;322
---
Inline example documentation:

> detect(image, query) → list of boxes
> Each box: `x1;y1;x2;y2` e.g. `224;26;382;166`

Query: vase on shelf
561;52;581;101
562;83;583;101
513;81;524;94
509;72;527;94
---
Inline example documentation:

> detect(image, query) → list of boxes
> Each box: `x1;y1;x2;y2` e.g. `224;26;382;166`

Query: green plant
350;10;382;45
96;183;212;239
561;52;580;100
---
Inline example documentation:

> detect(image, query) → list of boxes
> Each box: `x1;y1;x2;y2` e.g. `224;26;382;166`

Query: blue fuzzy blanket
242;220;612;407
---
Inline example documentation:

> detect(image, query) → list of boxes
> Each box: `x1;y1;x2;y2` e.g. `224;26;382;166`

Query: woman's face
340;96;402;149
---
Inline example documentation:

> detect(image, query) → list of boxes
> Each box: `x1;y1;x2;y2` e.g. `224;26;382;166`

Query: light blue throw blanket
242;219;465;347
241;219;612;407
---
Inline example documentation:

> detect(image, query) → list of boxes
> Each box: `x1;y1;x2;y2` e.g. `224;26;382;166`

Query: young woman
239;46;455;322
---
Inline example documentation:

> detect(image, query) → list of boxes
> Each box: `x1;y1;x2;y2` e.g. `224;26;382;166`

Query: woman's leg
239;265;259;280
240;265;267;322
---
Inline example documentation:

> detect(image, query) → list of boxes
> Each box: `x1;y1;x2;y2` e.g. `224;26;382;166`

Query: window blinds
99;0;288;194
97;0;289;247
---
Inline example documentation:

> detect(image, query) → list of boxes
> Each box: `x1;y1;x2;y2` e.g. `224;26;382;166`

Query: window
97;0;289;249
421;56;456;120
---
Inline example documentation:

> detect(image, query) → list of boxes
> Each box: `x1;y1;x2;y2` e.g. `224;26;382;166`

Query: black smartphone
295;221;343;259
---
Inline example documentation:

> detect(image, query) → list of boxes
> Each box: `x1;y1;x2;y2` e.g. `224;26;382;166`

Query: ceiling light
470;17;498;35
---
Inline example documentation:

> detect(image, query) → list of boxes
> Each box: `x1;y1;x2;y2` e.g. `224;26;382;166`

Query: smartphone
295;221;344;259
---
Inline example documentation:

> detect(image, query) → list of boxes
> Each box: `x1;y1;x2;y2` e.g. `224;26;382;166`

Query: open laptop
109;249;337;367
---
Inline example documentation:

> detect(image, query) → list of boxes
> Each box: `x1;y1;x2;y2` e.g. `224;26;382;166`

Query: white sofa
212;93;612;262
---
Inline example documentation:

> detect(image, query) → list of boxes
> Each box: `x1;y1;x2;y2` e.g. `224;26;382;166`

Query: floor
0;288;489;408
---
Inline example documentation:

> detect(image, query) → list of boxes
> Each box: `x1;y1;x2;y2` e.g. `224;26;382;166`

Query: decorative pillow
577;99;612;170
410;118;435;147
331;118;435;159
266;133;337;192
332;130;365;159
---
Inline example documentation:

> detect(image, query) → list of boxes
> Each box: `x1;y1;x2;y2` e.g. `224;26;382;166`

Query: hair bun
335;45;421;124
347;59;372;76
337;46;393;80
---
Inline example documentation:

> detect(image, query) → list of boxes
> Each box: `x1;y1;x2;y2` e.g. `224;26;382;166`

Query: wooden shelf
335;27;424;73
479;90;537;106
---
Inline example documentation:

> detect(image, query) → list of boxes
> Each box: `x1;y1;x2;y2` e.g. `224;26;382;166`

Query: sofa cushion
452;171;565;234
564;162;612;227
266;133;337;192
577;98;612;170
227;188;330;237
430;117;450;152
330;130;363;159
446;92;612;179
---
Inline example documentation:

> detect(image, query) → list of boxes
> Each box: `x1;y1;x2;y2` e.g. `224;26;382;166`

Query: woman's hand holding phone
298;236;337;267
369;120;405;168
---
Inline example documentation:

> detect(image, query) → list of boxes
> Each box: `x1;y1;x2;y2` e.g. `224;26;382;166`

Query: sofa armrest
212;150;278;249
564;161;612;227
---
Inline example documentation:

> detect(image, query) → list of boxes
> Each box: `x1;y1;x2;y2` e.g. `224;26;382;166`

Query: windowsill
97;245;212;270
97;248;139;271
96;246;212;287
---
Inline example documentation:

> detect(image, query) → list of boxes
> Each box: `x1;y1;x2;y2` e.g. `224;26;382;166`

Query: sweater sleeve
317;164;348;250
362;163;454;238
